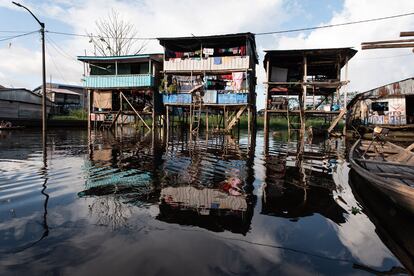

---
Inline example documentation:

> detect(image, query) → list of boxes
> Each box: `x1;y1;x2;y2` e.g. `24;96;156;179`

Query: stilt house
78;54;163;130
158;33;258;133
263;48;357;135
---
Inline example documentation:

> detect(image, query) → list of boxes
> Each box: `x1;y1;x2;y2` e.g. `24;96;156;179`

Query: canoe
349;139;414;214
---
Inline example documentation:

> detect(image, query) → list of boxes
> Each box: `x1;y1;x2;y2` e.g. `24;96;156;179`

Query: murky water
0;128;413;275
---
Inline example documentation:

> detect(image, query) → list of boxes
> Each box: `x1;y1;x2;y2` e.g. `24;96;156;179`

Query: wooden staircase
225;105;247;132
328;108;346;134
100;110;121;129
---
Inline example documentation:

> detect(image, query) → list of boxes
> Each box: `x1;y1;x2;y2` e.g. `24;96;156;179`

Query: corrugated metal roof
263;47;357;70
77;53;163;62
46;88;82;95
158;32;255;41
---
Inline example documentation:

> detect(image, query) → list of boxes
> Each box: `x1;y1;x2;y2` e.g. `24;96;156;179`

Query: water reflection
0;128;411;275
349;171;414;275
262;134;347;224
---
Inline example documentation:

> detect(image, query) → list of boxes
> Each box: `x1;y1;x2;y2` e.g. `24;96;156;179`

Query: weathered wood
327;108;346;133
350;139;414;214
120;92;150;130
362;43;414;49
400;31;414;37
226;105;247;132
361;38;414;45
376;172;414;181
355;158;414;169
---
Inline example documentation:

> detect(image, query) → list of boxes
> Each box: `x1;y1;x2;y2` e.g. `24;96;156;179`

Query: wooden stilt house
158;33;258;134
263;48;357;137
78;54;163;130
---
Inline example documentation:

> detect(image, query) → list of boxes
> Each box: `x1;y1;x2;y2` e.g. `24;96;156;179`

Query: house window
130;63;149;74
371;101;389;112
90;63;115;75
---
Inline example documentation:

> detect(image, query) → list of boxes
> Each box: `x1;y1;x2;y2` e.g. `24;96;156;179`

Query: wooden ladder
191;94;203;133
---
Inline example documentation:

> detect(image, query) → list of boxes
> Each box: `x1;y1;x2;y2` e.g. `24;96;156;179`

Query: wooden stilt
206;109;209;134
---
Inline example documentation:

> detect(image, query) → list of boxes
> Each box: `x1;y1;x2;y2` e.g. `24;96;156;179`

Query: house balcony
164;56;250;72
83;74;155;89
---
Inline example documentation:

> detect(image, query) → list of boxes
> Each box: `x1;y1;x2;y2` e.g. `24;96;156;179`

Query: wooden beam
400;31;414;37
361;38;414;45
327;108;346;133
362;43;414;50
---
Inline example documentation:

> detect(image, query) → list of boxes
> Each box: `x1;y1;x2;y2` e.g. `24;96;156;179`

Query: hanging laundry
219;74;232;80
214;57;222;65
231;47;239;55
203;48;214;56
175;51;184;58
166;49;176;58
240;46;246;56
232;72;244;91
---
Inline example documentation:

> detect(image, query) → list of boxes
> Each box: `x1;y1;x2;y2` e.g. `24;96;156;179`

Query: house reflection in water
79;128;256;233
157;185;254;235
262;137;347;225
156;132;256;235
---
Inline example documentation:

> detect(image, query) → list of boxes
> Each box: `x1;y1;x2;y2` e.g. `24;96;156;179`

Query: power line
43;11;414;40
255;11;414;36
46;30;156;40
0;30;36;33
0;30;39;42
45;35;81;63
45;43;68;83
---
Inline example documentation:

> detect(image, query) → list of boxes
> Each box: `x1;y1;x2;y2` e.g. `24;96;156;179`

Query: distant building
347;77;414;127
0;87;53;122
33;83;86;114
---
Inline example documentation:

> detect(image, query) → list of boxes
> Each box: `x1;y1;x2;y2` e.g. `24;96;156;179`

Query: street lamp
12;1;47;134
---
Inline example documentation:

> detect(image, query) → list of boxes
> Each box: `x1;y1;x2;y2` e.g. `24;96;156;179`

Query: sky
0;0;413;109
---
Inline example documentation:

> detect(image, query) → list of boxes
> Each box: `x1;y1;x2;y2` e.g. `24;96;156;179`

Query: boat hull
350;139;414;214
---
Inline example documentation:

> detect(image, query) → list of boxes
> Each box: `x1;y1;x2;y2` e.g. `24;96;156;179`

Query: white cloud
274;0;414;94
1;0;414;106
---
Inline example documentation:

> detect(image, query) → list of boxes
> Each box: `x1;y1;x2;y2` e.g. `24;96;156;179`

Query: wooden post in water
87;89;91;131
248;105;251;143
206;108;209;134
264;59;270;152
343;57;349;136
224;106;227;130
300;55;307;137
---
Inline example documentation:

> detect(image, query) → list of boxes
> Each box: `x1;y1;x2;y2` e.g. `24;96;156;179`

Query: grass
51;109;88;121
50;110;342;130
163;115;339;130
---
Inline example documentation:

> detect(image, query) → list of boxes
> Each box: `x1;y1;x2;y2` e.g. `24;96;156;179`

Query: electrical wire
0;30;36;33
45;35;81;63
46;30;156;40
255;11;414;36
43;11;414;40
45;42;69;83
0;30;39;42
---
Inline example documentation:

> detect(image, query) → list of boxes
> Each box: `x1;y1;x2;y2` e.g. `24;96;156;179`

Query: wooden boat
349;139;414;213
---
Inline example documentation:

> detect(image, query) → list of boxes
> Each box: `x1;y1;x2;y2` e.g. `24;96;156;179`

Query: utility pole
13;2;47;134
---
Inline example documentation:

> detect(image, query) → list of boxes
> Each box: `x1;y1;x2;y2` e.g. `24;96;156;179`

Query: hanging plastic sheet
93;91;112;109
